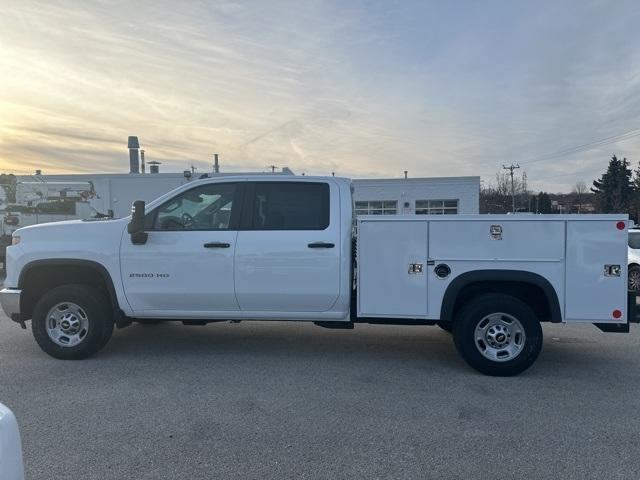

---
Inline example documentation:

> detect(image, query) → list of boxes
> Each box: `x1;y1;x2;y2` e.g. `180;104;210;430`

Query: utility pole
522;171;527;212
503;163;520;212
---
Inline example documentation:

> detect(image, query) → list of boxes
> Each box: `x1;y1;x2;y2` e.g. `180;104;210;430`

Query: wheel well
449;281;553;324
19;261;116;320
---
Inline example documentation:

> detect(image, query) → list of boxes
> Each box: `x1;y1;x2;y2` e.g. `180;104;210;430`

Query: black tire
452;293;542;376
437;322;453;333
32;284;114;360
629;265;640;293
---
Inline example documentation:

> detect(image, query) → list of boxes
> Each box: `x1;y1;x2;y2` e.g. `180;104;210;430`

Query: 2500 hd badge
129;273;170;278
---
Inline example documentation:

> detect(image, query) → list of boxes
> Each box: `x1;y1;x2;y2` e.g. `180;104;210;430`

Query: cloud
0;0;639;189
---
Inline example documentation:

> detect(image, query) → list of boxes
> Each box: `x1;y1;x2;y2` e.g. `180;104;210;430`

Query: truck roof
143;174;352;210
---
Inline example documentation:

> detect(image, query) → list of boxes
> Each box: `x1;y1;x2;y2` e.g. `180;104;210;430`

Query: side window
251;182;329;230
151;183;237;231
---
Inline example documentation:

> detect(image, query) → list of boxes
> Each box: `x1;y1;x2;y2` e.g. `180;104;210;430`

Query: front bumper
0;288;21;319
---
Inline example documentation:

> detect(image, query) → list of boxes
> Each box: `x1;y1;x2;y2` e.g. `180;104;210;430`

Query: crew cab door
234;180;341;312
119;181;243;315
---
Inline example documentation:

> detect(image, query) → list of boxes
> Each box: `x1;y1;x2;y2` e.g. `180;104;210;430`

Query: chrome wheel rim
46;302;89;347
474;313;525;362
629;270;640;292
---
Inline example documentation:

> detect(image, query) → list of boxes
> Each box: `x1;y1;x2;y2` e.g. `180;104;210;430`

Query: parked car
0;176;634;376
0;403;25;480
629;229;640;292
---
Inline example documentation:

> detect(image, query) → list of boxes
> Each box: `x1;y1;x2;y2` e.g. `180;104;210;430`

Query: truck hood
4;216;130;290
15;217;129;241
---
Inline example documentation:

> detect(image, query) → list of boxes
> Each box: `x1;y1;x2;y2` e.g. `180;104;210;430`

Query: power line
531;164;605;182
519;128;640;166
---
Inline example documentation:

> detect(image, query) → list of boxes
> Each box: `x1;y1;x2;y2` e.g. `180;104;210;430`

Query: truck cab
120;176;352;320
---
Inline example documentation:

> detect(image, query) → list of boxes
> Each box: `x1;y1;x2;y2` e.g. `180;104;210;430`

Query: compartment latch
604;265;621;277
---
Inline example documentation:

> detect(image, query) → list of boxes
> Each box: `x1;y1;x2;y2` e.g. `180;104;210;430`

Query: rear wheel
453;294;542;376
32;285;114;360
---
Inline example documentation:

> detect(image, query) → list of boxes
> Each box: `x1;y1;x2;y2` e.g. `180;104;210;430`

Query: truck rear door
234;180;341;312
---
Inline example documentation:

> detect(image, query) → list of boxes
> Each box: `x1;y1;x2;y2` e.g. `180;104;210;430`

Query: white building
15;172;480;217
15;170;293;217
352;176;480;215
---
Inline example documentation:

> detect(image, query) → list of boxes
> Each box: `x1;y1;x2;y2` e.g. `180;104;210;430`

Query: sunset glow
1;1;639;190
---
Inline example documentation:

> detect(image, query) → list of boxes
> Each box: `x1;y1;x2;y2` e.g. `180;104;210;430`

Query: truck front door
120;181;242;315
234;181;341;313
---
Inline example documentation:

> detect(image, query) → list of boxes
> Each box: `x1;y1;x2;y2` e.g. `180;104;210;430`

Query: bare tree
573;181;588;213
480;172;525;213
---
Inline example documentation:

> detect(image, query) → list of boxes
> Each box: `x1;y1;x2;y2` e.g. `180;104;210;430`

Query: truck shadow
102;321;464;370
95;321;635;379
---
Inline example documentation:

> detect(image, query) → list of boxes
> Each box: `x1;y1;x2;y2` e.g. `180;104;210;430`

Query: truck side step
314;321;354;330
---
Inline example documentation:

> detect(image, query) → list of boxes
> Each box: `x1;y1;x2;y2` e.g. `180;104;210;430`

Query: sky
1;0;639;192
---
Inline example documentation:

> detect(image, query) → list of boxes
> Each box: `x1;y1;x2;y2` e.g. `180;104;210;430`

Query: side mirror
127;200;148;245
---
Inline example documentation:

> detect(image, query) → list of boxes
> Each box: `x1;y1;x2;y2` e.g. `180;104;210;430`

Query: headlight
11;235;20;246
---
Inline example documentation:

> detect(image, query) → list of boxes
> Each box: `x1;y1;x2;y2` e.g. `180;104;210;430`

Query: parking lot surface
1;315;640;480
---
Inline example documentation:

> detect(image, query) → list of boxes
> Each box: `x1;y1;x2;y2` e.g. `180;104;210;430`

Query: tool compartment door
565;219;628;322
357;219;428;318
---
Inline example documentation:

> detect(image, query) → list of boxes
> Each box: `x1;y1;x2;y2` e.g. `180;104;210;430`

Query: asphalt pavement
1;316;640;480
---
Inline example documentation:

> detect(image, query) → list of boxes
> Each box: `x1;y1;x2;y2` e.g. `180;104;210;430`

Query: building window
415;199;458;215
355;200;397;215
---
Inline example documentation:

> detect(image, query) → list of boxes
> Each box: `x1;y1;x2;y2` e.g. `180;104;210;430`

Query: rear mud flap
629;291;639;323
594;322;630;333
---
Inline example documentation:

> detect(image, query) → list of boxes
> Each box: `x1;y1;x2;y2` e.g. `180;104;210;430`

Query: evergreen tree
631;162;640;223
592;155;633;213
536;192;552;213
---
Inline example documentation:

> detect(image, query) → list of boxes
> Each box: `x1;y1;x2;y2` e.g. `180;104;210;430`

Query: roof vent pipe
148;161;161;174
213;154;219;174
128;136;140;174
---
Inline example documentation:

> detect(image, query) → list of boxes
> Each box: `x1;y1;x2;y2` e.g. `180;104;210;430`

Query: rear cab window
246;182;330;231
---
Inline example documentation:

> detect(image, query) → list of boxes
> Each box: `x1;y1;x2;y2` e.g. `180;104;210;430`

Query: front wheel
453;294;542;376
32;284;114;360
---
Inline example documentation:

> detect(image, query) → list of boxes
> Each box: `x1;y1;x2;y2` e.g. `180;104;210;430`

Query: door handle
308;242;335;249
204;242;230;248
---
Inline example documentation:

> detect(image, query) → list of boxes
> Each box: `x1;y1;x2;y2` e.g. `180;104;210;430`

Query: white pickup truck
0;176;634;376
